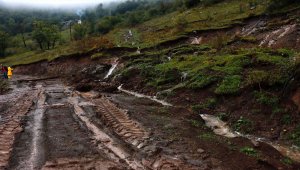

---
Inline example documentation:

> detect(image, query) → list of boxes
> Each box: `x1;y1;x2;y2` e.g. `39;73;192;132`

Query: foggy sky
0;0;121;9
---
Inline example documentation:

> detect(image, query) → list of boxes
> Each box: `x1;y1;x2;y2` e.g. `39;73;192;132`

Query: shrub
281;114;292;125
253;91;279;106
189;119;203;127
246;70;268;89
215;75;241;95
288;125;300;147
281;157;293;165
233;116;253;134
217;112;229;121
192;97;217;112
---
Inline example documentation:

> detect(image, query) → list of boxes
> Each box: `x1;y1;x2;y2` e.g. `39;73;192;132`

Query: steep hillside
1;1;300;168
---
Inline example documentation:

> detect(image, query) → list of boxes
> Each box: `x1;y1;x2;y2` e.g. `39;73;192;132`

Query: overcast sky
0;0;120;9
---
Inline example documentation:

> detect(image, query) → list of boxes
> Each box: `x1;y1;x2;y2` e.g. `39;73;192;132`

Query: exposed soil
1;9;300;170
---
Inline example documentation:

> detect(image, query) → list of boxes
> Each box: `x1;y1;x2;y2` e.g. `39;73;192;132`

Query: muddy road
0;76;300;170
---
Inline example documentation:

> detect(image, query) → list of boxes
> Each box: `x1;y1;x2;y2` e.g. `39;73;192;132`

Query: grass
281;157;293;166
240;147;259;157
107;0;270;48
198;132;216;141
215;75;241;95
192;98;217;112
254;91;279;106
121;47;297;97
0;45;76;66
189;119;203;128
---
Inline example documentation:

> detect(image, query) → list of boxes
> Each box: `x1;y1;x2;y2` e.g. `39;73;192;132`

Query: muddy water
118;85;172;106
200;114;300;163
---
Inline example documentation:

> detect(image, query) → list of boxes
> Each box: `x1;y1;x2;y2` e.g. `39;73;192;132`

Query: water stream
200;114;300;162
117;85;172;106
104;61;118;79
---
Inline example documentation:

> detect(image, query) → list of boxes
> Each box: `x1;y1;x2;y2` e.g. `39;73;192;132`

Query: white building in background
78;20;82;24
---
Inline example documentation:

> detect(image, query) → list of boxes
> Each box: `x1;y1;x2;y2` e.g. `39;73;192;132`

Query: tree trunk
69;23;72;41
21;32;27;48
38;42;43;50
52;40;56;49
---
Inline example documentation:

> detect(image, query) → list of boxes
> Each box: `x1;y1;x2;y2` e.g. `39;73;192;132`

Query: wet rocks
95;82;118;93
80;64;111;79
197;148;205;153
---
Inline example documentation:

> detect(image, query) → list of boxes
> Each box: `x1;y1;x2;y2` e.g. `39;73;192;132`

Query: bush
217;112;229;121
233;116;253;134
215;75;241;95
246;70;268;88
253;91;279;106
288;125;300;147
192;98;217;112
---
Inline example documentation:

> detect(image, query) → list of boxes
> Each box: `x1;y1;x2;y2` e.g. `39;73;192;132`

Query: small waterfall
104;60;118;79
200;114;300;162
118;85;172;106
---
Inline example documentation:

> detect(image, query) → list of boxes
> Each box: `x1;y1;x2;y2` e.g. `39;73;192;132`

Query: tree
44;25;60;49
32;21;60;50
73;23;88;40
0;30;9;57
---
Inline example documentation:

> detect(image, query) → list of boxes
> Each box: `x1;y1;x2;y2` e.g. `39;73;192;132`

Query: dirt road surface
1;76;300;170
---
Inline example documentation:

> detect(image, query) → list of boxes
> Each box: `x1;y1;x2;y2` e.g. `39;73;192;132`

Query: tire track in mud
0;84;38;169
6;78;204;169
77;92;204;170
8;80;127;170
96;97;149;149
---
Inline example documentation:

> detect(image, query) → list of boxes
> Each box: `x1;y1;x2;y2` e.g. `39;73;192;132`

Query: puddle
200;114;300;163
118;85;172;106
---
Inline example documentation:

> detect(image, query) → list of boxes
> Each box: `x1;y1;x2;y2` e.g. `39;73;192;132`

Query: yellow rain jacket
8;67;13;76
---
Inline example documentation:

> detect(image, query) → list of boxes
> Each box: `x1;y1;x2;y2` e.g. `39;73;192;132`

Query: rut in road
8;80;127;170
96;97;149;148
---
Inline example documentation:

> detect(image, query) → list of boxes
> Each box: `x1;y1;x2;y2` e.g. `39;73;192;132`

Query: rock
187;159;203;166
197;148;205;153
251;140;260;147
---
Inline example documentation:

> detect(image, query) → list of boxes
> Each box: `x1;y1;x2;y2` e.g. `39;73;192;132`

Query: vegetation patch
288;125;300;147
215;75;241;95
240;147;259;157
198;132;216;141
233;116;253;134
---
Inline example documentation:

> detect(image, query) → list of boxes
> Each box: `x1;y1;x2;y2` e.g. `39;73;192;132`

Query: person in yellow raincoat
7;67;13;79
